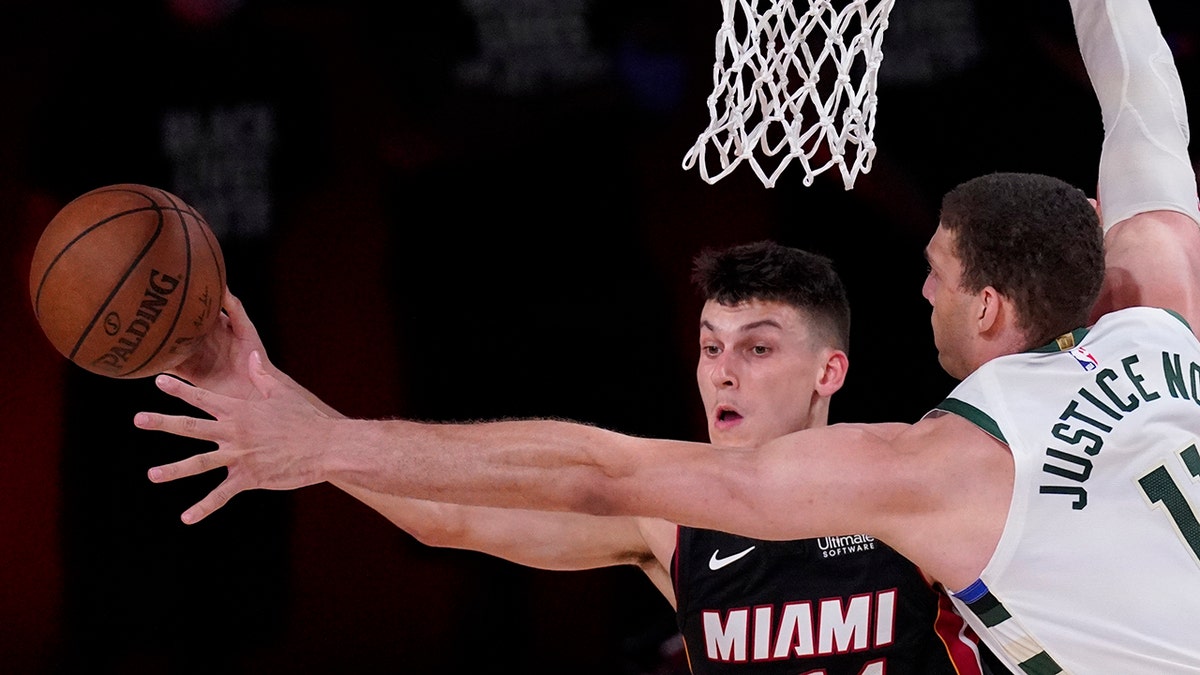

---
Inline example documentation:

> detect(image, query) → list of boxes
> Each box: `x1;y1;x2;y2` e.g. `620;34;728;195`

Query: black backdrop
1;0;1197;672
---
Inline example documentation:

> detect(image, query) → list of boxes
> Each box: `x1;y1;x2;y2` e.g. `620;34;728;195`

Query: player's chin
936;351;970;382
710;415;746;443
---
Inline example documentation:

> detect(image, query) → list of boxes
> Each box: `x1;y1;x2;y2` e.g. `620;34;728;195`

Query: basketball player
166;241;991;674
138;0;1200;671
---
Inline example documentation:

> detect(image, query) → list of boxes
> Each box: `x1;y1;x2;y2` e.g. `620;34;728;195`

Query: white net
682;0;896;189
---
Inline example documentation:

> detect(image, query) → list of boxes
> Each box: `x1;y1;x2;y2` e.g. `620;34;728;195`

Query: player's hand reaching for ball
136;351;336;524
166;287;343;416
167;288;270;401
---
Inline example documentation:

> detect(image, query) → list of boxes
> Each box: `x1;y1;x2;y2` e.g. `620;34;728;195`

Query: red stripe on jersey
934;590;985;675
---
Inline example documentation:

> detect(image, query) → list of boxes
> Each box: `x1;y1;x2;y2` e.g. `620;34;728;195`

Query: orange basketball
28;184;226;379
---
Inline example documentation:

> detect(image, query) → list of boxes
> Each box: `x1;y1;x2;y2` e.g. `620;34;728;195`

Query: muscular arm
1070;0;1200;334
343;486;677;601
165;292;675;600
140;365;1004;589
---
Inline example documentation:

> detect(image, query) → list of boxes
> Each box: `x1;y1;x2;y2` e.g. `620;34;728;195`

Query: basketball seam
67;201;166;367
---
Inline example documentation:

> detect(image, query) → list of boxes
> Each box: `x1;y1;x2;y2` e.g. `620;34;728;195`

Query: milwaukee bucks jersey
931;307;1200;673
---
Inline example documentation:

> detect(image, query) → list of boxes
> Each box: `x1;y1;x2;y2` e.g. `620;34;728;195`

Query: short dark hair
691;240;851;352
939;172;1104;347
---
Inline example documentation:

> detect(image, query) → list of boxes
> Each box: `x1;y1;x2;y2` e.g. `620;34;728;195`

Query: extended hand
167;289;272;400
136;351;334;524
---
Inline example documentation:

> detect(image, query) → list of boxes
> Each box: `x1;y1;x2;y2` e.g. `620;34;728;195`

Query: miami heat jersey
673;526;988;674
933;307;1200;673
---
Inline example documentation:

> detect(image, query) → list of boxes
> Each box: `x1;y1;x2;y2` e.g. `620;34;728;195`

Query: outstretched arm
159;293;674;592
136;359;999;587
1070;0;1200;332
347;487;676;599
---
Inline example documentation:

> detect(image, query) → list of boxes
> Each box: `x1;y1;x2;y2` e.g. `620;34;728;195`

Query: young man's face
696;299;836;448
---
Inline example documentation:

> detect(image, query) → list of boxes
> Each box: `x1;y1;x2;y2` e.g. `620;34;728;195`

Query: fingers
164;470;236;523
140;337;264;526
134;410;225;443
145;445;241;525
222;286;238;310
139;337;293;526
222;288;244;327
180;488;234;525
223;289;264;346
152;374;230;418
144;444;236;525
147;449;224;483
135;376;232;443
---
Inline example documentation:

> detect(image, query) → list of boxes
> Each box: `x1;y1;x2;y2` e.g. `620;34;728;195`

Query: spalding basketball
29;184;226;379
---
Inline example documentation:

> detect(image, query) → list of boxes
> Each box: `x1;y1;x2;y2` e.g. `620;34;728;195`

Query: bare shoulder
867;421;911;440
896;414;1012;476
867;415;1001;505
748;417;1009;586
887;413;1013;588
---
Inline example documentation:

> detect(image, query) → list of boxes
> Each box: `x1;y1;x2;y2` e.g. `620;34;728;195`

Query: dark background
1;0;1196;673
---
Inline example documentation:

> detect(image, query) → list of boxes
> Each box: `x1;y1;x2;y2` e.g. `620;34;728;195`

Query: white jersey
927;307;1200;674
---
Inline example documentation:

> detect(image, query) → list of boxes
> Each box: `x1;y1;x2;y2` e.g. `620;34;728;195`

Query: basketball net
683;0;896;189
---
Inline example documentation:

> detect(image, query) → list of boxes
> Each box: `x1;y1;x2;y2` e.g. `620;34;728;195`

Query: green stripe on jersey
965;590;1064;674
934;398;1006;443
1020;651;1063;675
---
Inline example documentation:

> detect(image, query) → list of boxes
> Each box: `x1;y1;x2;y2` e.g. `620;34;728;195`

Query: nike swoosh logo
708;546;756;571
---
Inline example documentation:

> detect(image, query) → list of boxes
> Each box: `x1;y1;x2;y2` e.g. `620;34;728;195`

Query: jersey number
1138;443;1200;565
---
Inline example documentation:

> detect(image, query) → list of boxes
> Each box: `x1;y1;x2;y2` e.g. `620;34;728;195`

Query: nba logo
1070;346;1099;371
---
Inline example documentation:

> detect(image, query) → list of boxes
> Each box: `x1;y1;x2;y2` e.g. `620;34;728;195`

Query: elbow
570;488;623;518
563;469;630;518
547;428;652;518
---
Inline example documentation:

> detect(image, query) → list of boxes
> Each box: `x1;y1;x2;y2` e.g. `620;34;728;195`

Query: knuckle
196;451;215;473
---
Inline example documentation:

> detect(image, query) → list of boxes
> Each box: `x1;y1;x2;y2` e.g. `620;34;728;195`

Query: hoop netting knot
682;0;896;189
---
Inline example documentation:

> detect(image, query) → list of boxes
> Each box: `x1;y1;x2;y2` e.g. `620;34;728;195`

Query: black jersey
673;527;987;675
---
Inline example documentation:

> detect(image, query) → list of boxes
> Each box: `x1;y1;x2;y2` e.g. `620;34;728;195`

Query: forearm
326;418;637;515
144;365;791;536
322;417;847;542
1070;0;1200;230
335;483;525;558
337;482;656;571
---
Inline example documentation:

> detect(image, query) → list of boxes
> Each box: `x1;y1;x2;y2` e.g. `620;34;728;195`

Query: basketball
28;184;227;379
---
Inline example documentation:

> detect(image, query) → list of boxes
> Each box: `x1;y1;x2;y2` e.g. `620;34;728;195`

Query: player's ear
977;286;1009;334
815;348;849;396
